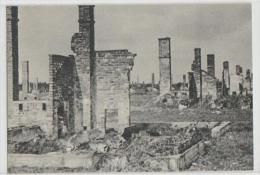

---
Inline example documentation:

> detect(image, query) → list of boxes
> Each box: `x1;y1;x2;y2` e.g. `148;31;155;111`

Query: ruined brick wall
71;5;95;131
230;74;244;95
201;71;217;100
159;38;172;94
49;54;75;137
8;100;53;136
95;50;136;133
6;6;19;117
190;50;217;100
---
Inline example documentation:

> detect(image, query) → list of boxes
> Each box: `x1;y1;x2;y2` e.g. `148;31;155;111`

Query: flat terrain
130;93;253;123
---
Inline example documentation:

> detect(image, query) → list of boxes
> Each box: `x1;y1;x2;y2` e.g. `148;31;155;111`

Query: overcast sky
18;4;251;83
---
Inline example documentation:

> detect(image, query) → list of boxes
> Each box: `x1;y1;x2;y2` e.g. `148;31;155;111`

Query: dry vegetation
189;121;253;171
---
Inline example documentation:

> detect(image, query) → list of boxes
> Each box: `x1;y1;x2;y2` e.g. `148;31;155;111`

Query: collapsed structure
157;38;252;103
7;6;136;138
190;49;217;101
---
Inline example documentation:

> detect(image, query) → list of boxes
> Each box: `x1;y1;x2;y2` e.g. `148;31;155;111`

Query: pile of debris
8;126;61;154
214;94;252;110
65;129;126;154
144;92;192;110
122;125;208;171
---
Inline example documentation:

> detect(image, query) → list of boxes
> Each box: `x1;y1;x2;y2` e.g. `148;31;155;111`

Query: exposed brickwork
159;37;172;94
49;54;75;138
8;100;53;136
7;5;136;137
6;6;19;117
95;50;136;132
190;49;217;100
201;71;217;100
71;5;95;131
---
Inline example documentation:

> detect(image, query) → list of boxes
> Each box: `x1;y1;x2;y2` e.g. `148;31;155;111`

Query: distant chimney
239;66;243;75
236;65;243;75
151;73;155;87
207;54;215;77
35;77;38;91
246;69;251;78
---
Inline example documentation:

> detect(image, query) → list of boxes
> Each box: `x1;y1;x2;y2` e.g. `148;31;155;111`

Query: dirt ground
130;93;253;123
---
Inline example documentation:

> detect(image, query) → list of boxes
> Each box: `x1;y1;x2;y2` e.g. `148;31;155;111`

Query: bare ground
130;93;253;123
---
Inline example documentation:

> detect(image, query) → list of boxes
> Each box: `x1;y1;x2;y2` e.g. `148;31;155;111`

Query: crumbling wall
94;50;136;133
8;100;53;136
230;74;244;95
49;54;75;137
190;49;217;100
201;71;217;100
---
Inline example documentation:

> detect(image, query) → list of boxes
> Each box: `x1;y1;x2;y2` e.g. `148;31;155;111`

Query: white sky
18;4;252;83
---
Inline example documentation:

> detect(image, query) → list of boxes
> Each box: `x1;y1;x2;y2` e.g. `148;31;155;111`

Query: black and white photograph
3;3;256;173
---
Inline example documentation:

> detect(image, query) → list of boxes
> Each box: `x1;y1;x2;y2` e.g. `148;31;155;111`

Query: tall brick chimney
194;48;202;100
6;6;19;116
71;5;95;131
207;54;215;77
158;37;172;94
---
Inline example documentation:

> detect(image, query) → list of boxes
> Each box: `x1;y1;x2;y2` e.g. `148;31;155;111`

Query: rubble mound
8;126;60;154
123;124;209;171
144;92;191;110
66;129;126;153
214;94;252;110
